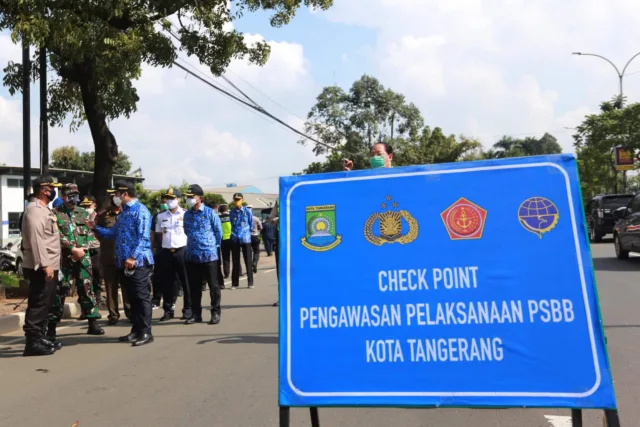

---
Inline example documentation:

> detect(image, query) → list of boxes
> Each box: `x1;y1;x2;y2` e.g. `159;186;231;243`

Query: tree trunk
78;71;118;209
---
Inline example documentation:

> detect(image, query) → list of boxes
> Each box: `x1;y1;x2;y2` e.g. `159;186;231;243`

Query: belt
164;247;184;253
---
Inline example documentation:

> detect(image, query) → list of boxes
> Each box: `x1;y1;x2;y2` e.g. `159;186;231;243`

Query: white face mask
86;208;95;215
186;198;197;209
167;198;179;210
113;196;123;207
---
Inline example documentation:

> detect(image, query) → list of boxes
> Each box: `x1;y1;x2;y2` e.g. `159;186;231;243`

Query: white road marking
263;269;276;273
544;415;572;427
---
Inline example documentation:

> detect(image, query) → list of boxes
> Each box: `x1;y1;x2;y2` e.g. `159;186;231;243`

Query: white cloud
323;0;640;153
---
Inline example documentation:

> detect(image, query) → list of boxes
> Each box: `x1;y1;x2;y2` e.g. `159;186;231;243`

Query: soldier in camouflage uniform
47;184;105;342
80;196;104;312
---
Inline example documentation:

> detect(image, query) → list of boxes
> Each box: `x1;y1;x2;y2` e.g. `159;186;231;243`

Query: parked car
612;193;640;259
586;194;634;242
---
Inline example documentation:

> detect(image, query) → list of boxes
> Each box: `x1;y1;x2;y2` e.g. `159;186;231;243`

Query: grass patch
0;272;20;288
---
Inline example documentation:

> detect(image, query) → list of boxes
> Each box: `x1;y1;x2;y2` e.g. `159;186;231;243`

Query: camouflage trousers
48;253;100;323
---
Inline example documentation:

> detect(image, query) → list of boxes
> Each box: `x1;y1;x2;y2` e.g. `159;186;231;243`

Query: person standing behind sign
230;193;254;289
269;198;280;307
156;188;190;322
89;181;155;347
21;176;62;356
183;184;223;325
343;142;394;171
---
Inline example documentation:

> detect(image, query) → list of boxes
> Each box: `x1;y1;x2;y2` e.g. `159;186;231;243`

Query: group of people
19;176;275;357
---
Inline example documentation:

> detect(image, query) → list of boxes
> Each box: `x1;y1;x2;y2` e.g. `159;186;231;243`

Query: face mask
68;194;80;205
46;188;56;202
159;203;169;211
369;155;386;169
234;200;243;208
186;198;197;209
167;199;179;210
86;208;95;215
113;196;123;207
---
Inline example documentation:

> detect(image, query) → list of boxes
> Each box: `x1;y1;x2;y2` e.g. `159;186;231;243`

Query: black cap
162;188;182;198
32;175;62;189
185;184;204;197
108;180;134;194
233;192;244;200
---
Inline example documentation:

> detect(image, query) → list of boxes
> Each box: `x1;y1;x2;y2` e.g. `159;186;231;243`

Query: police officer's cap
32;175;62;189
79;196;96;207
184;184;204;197
233;192;244;200
107;180;134;194
162;188;182;199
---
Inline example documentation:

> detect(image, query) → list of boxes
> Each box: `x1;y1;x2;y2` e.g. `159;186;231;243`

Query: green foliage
0;271;20;288
135;181;226;213
574;98;640;201
51;145;132;175
483;133;562;159
1;0;334;197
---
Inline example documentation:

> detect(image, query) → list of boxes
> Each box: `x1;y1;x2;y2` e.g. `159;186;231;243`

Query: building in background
0;166;144;247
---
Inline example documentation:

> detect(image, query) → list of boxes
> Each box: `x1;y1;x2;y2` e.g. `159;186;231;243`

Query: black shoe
107;318;118;326
253;266;258;273
23;337;55;356
195;317;203;323
118;332;139;343
220;284;226;289
41;337;63;351
209;313;221;325
159;312;174;322
185;317;195;325
132;333;154;347
87;319;105;335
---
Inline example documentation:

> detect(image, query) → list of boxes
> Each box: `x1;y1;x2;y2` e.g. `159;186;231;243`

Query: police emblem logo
518;197;559;238
441;197;487;240
364;196;418;246
301;205;342;252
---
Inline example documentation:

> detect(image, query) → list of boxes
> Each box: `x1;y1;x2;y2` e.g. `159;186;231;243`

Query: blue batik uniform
95;199;154;268
183;204;222;263
230;207;253;244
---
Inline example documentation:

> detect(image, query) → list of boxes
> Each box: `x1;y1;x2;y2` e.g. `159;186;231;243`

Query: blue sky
1;1;640;194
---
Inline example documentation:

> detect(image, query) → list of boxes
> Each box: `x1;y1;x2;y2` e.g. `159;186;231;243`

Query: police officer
79;196;104;309
21;175;62;356
183;184;223;324
155;188;191;321
49;184;105;340
230;193;254;289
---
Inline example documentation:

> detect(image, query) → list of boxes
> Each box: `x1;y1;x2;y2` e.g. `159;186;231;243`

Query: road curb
0;311;25;335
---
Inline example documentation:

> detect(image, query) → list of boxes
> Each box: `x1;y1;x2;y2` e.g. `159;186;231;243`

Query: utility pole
39;46;49;174
22;41;31;203
573;51;640;193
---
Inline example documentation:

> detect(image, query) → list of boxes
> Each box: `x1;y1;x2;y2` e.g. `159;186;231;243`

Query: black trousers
231;241;253;287
159;247;190;315
120;265;153;335
263;237;274;256
186;260;221;318
151;249;163;302
23;268;58;338
221;239;232;277
251;235;261;269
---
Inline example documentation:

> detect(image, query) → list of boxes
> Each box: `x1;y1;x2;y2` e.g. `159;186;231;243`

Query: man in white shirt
155;188;190;321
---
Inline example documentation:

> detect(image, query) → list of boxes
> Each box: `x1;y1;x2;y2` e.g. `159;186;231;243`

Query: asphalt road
0;243;637;427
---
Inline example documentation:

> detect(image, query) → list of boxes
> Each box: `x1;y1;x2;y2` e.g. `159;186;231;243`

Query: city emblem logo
364;196;418;246
440;197;487;240
518;197;559;238
301;205;342;252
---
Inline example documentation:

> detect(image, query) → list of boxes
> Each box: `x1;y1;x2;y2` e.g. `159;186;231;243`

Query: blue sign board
278;154;617;409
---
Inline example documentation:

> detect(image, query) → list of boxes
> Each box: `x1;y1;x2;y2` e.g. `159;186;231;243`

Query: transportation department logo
364;196;418;246
301;205;342;252
518;197;559;238
441;197;487;240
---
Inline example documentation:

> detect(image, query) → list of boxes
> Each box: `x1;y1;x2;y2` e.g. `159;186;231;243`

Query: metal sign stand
280;407;621;426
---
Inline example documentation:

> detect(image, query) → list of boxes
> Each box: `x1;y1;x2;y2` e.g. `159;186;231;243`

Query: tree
573;99;640;200
484;133;562;159
298;75;480;173
136;181;225;213
51;145;132;175
1;0;333;202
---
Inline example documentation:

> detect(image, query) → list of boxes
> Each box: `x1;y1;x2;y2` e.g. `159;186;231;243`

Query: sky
2;0;640;194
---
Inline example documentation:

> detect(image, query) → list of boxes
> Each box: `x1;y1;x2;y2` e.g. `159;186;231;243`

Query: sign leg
571;409;582;427
279;406;290;427
310;407;320;427
604;409;621;427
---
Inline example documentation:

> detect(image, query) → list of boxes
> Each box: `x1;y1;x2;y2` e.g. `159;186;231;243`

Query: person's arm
25;210;51;270
211;210;223;246
131;208;152;261
256;217;263;233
